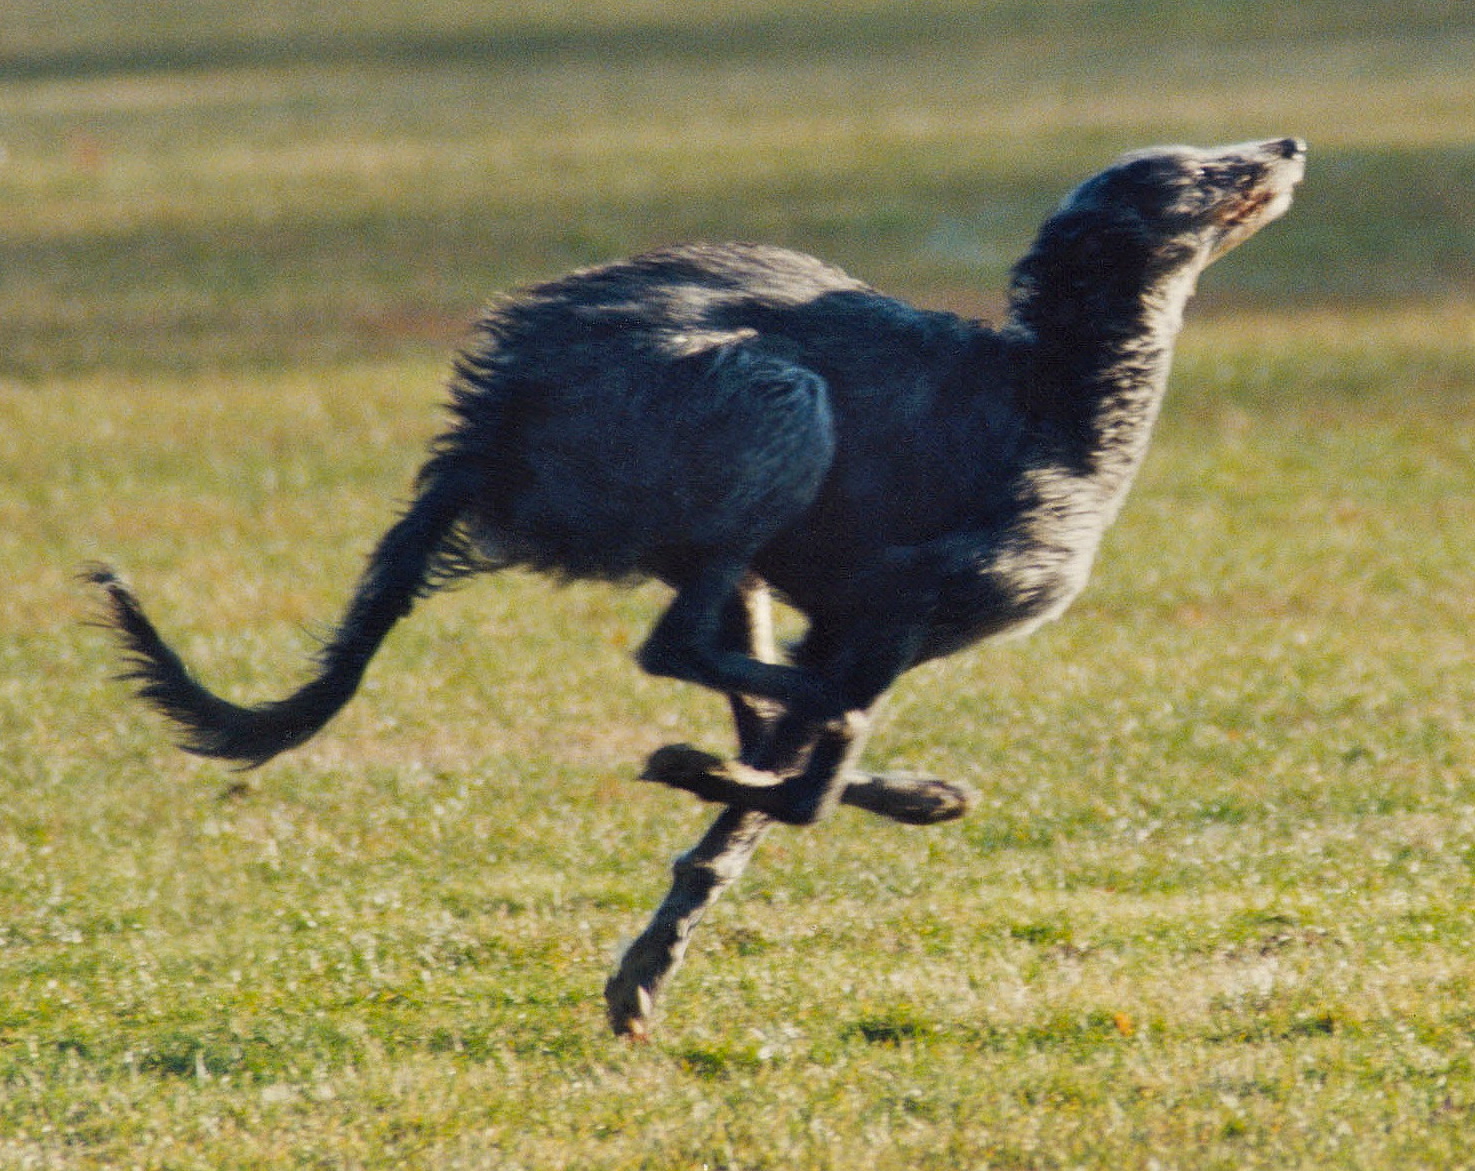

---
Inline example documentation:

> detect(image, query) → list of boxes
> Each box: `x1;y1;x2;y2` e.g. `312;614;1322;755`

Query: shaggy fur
89;137;1305;824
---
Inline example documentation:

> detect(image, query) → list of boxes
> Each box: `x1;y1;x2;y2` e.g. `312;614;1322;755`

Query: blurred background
3;0;1472;381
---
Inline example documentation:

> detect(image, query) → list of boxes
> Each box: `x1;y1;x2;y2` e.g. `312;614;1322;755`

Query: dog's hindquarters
625;346;848;719
458;337;849;720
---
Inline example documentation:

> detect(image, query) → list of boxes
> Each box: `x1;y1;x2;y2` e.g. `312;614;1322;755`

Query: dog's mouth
1206;156;1303;261
1221;188;1276;227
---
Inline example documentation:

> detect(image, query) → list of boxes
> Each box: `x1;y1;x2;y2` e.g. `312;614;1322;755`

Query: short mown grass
4;1;1475;1167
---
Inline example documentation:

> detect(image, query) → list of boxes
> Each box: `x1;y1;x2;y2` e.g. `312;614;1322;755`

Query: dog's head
1057;137;1306;267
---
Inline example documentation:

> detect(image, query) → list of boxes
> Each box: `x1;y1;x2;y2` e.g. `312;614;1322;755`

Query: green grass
3;0;1474;376
5;1;1475;1166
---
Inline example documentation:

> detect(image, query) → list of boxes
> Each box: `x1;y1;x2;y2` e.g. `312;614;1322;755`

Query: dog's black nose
1273;137;1307;160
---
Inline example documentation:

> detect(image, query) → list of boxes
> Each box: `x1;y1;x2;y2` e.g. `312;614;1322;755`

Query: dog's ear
1012;207;1154;334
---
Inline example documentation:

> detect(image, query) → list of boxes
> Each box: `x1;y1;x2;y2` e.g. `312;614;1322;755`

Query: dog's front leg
604;803;772;1039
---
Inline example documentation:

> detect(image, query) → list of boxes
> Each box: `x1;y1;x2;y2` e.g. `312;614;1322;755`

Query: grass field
4;1;1475;1166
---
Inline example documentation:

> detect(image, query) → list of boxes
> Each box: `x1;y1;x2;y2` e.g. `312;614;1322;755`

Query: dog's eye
1200;164;1256;193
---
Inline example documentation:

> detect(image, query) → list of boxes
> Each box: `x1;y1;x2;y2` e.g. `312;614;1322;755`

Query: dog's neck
1004;228;1207;505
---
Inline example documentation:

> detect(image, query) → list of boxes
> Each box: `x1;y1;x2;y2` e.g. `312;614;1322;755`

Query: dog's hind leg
636;559;845;719
626;345;843;719
608;583;974;1036
642;742;975;826
721;574;783;754
606;578;779;1038
638;598;952;824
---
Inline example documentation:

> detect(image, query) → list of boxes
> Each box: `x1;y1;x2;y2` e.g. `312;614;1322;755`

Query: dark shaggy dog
88;138;1304;833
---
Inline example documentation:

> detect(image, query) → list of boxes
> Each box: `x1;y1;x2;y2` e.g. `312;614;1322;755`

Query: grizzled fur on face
88;139;1303;825
1011;139;1304;341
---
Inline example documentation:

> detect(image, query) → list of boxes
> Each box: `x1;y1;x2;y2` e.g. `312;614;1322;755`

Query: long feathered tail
84;461;480;768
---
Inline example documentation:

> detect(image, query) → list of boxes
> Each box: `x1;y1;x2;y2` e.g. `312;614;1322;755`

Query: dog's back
441;242;1021;596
